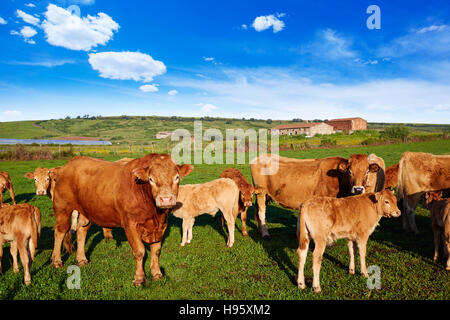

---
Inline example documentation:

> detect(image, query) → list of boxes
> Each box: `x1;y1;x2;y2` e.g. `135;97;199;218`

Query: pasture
0;139;449;299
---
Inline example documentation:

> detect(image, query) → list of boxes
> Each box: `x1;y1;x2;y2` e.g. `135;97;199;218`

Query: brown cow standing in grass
250;153;384;239
424;191;450;270
296;189;401;293
219;168;262;236
0;171;16;206
0;203;41;285
172;178;240;247
384;163;399;190
51;154;193;286
397;152;450;234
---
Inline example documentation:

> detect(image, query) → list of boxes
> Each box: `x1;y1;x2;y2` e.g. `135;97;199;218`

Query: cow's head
133;154;194;209
370;189;401;218
338;154;381;195
424;191;443;209
25;167;52;196
240;185;263;207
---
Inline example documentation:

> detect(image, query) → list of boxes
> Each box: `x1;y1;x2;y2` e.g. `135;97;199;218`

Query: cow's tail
30;207;41;260
397;155;407;202
63;231;73;255
298;204;309;250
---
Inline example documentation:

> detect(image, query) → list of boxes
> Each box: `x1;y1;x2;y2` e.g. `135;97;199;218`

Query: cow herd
0;151;449;294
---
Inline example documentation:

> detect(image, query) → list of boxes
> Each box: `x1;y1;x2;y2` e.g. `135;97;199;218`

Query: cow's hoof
349;268;355;275
242;231;248;237
70;229;76;235
298;283;305;290
13;267;19;273
77;259;89;267
262;235;271;240
180;243;185;247
52;260;63;268
133;277;147;287
152;273;163;281
25;280;31;286
362;272;369;278
445;266;450;271
313;286;322;294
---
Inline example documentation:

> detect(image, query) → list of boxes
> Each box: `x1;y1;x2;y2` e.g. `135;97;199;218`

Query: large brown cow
250;153;384;238
0;172;16;206
51;154;193;286
219;168;262;236
397;152;450;234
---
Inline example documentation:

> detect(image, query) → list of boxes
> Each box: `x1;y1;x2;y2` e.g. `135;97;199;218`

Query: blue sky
0;0;449;123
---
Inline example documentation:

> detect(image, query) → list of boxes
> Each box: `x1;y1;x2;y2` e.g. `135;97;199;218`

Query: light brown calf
172;178;240;247
384;163;399;190
219;168;262;236
296;189;401;293
0;171;16;206
0;203;41;285
424;191;450;270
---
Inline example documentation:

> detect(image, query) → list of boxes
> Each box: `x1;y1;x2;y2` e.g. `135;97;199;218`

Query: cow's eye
384;200;390;205
149;177;155;184
348;169;352;175
174;175;180;182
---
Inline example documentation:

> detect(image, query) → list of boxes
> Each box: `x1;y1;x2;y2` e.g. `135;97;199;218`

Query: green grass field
0;139;449;299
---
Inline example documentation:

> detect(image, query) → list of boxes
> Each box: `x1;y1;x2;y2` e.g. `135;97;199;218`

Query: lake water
0;138;112;145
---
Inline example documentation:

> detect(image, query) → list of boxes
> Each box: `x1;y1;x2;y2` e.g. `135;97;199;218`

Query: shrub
380;126;410;141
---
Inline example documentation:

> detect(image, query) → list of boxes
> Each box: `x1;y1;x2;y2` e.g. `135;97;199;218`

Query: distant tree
226;120;232;125
65;116;71;120
292;118;303;122
266;119;272;124
76;115;81;119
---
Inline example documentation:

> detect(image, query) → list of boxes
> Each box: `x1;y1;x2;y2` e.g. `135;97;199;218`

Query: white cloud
241;24;248;30
3;110;22;118
41;4;119;51
168;89;178;96
0;17;7;25
139;84;159;92
6;59;75;67
252;13;285;33
417;25;447;33
25;3;36;8
10;26;37;44
71;0;95;5
198;103;218;113
299;29;356;60
88;51;166;82
16;9;40;26
204;57;214;61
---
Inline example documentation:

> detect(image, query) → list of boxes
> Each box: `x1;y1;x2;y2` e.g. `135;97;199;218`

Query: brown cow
172;178;240;247
219;168;262;236
424;191;450;270
384;163;399;190
0;203;41;285
397;152;450;234
51;155;193;286
0;171;16;206
296;189;401;293
250;153;384;238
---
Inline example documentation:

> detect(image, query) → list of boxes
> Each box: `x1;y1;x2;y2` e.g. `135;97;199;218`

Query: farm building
155;131;173;139
271;122;334;137
326;117;367;133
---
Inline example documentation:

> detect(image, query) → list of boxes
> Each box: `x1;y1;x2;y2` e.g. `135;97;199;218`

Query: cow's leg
312;238;326;293
241;207;249;237
149;241;163;280
102;228;113;241
357;237;369;277
432;221;440;261
0;239;3;273
255;191;270;239
10;240;19;273
445;237;450;271
187;218;195;244
8;185;16;205
28;237;36;262
123;225;147;286
297;234;310;290
0;192;3;207
16;235;31;285
348;240;356;275
51;208;72;268
226;217;236;248
403;194;420;234
70;210;79;233
181;218;189;247
76;220;91;266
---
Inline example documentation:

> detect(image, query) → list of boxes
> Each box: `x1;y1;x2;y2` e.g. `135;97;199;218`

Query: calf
219;168;262;236
0;171;16;206
172;178;240;247
0;203;41;285
384;163;399;190
296;189;401;293
424;191;450;270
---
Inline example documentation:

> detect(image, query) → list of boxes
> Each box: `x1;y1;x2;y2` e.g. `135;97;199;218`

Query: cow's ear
436;191;443;199
133;167;148;182
24;172;34;179
49;170;57;181
178;164;194;178
369;163;380;172
425;192;431;200
369;193;378;204
338;159;348;172
254;187;264;195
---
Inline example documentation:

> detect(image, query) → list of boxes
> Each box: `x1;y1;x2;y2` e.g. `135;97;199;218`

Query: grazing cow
296;189;401;293
424;191;450;270
397;152;450;234
0;171;16;206
384;163;399;190
219;168;262;236
250;153;384;238
0;203;41;285
51;154;193;286
172;178;240;247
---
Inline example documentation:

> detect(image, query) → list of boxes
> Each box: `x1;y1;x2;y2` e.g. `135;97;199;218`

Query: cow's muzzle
244;201;253;207
36;190;47;196
351;186;365;195
155;195;176;208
